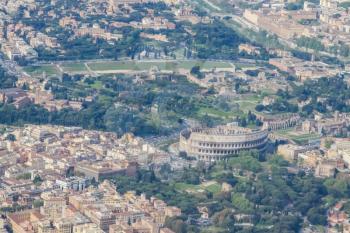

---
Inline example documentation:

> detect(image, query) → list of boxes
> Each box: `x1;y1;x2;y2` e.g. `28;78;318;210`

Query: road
202;0;221;11
144;118;200;147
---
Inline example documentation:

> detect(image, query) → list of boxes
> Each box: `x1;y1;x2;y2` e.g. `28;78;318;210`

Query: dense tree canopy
0;66;17;89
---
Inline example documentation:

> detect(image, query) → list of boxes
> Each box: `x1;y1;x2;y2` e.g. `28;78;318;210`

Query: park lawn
174;182;198;192
261;89;277;96
24;60;236;76
23;65;59;77
87;60;234;72
134;61;175;70
97;95;114;105
87;61;174;71
292;133;321;144
176;60;202;70
89;81;104;89
209;164;230;178
61;63;87;73
234;62;257;69
274;128;294;136
193;0;222;13
132;60;232;71
174;182;222;194
173;48;186;59
232;94;263;114
201;61;233;69
87;61;138;71
275;129;321;144
234;94;263;113
208;170;224;178
236;100;259;113
201;227;228;233
243;94;263;102
197;106;235;119
177;60;233;70
205;183;222;194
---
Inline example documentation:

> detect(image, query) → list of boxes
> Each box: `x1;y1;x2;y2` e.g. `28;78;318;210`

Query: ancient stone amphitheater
179;125;268;161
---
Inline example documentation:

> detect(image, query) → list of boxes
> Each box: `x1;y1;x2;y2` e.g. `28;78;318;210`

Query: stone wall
179;125;268;161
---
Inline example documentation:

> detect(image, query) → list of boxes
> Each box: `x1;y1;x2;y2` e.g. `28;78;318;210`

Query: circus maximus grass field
23;59;237;77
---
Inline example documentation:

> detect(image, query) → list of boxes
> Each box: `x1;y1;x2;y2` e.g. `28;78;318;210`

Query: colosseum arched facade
179;125;268;162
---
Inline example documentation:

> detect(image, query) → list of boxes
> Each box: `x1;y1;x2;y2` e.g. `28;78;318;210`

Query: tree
164;217;187;233
339;44;350;57
190;65;204;79
5;134;16;141
255;104;264;112
16;173;31;180
231;193;253;212
21;83;29;90
33;200;44;208
228;154;262;172
0;65;17;89
212;208;235;227
33;175;43;185
273;216;302;232
307;207;327;225
296;36;325;52
284;2;302;10
201;114;214;127
239;117;247;127
104;105;141;135
190;66;200;75
207;86;216;94
181;169;200;185
324;139;334;149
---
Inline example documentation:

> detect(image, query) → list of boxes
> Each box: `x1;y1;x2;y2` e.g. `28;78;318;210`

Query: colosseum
179;125;268;162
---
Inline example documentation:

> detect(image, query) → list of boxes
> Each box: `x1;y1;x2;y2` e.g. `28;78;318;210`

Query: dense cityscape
0;0;350;232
